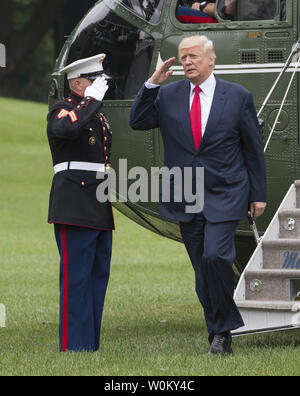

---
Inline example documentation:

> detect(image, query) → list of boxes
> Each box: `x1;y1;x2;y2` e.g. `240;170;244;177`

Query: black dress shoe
208;333;233;355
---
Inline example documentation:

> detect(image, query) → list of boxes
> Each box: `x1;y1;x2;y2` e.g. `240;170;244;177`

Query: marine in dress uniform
47;54;114;352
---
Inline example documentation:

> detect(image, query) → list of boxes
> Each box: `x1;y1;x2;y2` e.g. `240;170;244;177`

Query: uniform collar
68;90;83;104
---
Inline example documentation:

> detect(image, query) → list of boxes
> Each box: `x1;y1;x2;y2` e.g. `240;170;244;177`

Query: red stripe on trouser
61;225;68;352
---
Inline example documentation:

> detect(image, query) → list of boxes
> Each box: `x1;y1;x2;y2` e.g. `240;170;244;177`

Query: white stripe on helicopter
171;63;300;75
156;54;299;75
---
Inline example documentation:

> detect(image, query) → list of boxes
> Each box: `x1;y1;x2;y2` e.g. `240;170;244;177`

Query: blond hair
178;35;216;62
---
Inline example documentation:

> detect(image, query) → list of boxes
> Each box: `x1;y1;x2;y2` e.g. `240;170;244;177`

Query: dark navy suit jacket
130;77;267;223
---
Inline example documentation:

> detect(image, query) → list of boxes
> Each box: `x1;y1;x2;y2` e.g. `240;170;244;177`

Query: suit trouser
54;224;112;352
179;213;244;338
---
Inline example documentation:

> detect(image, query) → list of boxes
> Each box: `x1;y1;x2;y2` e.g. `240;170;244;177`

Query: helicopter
48;0;300;279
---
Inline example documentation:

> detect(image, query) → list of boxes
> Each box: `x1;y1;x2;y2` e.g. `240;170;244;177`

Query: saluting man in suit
47;54;114;352
130;36;267;355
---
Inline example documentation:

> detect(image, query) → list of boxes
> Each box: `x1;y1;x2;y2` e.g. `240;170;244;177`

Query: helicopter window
119;0;166;24
66;2;155;100
177;0;284;23
217;0;279;21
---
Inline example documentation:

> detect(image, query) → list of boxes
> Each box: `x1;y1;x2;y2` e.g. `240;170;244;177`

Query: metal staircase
233;180;300;335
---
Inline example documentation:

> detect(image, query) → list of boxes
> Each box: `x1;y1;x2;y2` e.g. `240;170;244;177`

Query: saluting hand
85;76;108;101
148;57;176;85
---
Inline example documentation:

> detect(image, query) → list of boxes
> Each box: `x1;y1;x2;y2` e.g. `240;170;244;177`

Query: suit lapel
198;78;227;152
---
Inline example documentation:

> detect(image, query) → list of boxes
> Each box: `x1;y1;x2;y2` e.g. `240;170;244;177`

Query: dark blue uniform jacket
47;91;114;230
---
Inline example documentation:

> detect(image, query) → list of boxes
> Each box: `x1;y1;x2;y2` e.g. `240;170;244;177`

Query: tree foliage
0;0;97;102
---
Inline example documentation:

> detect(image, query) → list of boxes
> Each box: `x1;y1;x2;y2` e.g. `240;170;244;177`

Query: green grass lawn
0;97;300;376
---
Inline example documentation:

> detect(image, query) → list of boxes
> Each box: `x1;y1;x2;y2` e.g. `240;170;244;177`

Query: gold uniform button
104;136;108;141
89;128;93;132
89;136;96;146
81;181;85;186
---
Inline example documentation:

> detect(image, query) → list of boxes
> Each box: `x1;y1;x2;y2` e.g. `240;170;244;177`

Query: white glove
85;76;108;101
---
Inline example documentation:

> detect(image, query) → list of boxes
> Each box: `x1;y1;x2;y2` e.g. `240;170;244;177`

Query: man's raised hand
148;57;176;85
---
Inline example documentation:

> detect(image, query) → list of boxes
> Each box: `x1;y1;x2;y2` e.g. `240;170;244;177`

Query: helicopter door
65;2;155;101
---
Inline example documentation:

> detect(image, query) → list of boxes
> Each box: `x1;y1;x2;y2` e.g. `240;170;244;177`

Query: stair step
262;239;300;269
279;209;300;238
245;269;300;277
244;270;300;301
263;239;300;247
279;209;300;217
236;300;300;311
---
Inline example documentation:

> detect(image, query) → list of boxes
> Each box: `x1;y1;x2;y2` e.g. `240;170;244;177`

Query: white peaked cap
59;53;106;80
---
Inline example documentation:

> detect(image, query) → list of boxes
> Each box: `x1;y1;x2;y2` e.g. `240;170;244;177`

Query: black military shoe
208;333;233;355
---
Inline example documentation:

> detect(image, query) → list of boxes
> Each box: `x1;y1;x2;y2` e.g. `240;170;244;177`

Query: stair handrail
257;37;300;118
264;54;300;153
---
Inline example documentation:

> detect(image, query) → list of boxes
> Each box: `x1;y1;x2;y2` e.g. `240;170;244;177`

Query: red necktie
190;86;202;150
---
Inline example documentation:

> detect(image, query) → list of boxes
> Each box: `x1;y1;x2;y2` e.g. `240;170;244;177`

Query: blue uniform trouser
54;224;112;352
179;214;244;339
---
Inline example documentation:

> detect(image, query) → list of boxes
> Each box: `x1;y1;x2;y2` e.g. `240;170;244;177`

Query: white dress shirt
145;73;216;136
